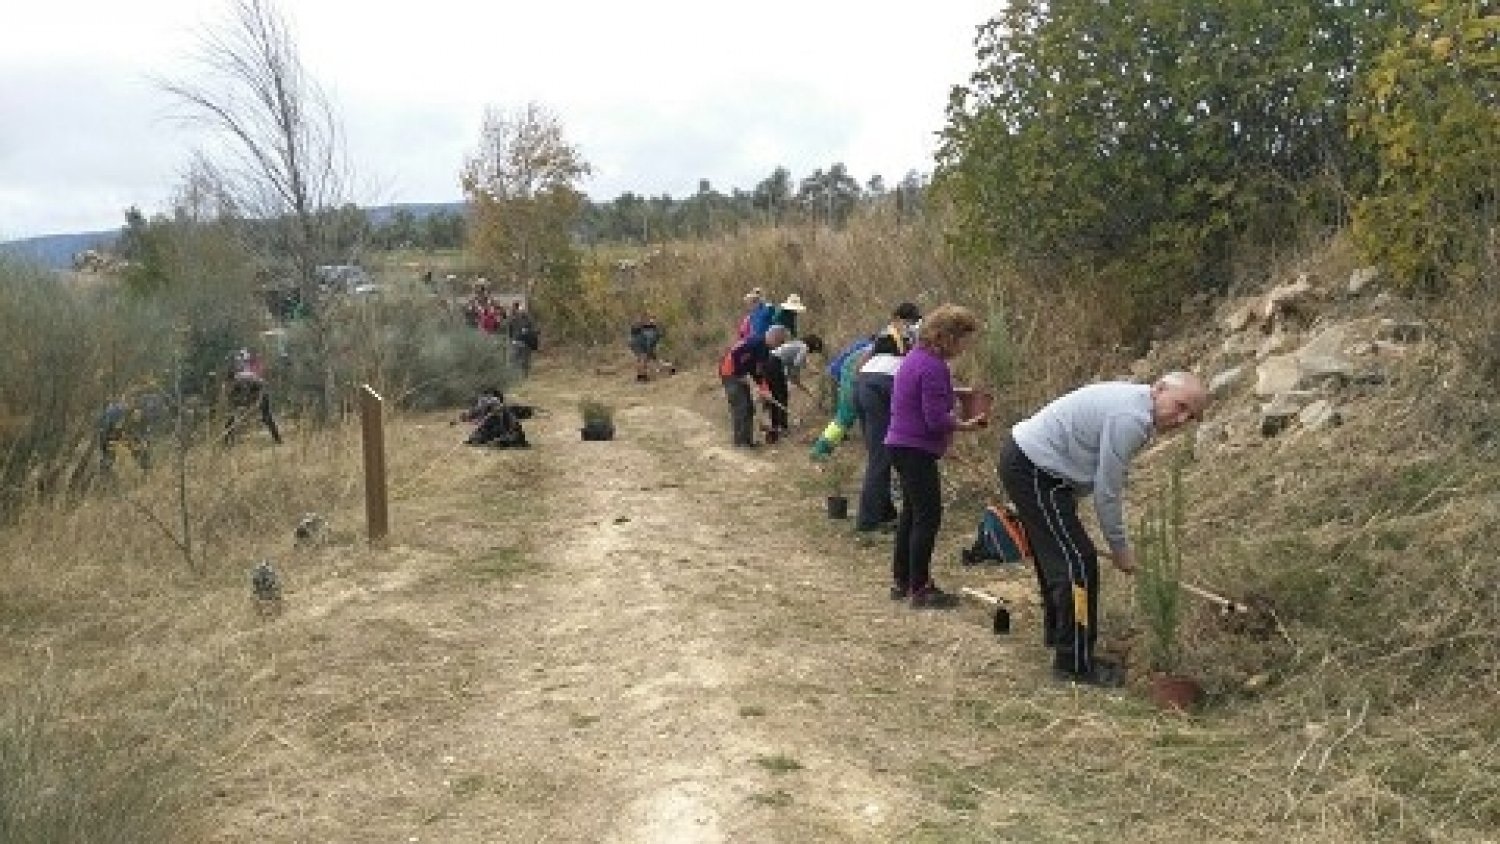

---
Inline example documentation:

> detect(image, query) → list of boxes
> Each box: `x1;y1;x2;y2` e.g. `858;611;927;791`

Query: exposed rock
1372;292;1395;309
1208;366;1244;397
1299;399;1342;431
1255;355;1301;398
1348;266;1380;296
1349;341;1376;356
1260;399;1301;437
1261;274;1314;323
1223;301;1258;333
1296;324;1355;387
1377;318;1427;343
1257;329;1296;360
1221;333;1259;362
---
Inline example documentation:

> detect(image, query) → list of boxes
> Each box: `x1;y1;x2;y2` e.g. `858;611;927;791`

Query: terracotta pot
1149;673;1203;712
955;387;995;425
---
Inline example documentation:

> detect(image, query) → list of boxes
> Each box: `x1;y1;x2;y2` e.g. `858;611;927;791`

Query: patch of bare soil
196;361;1239;843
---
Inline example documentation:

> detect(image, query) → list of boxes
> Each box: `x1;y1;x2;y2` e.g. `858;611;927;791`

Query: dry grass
4;224;1497;841
0;408;549;841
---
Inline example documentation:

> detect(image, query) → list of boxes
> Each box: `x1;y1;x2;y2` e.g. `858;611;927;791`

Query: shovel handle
960;586;1002;607
1181;581;1250;614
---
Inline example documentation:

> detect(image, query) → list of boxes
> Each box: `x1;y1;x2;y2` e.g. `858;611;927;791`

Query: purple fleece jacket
883;346;957;457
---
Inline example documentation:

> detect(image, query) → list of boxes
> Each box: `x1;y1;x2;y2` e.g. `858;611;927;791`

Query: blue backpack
961;502;1031;565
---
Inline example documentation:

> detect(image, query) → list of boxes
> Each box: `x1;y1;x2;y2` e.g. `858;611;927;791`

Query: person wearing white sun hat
762;292;807;436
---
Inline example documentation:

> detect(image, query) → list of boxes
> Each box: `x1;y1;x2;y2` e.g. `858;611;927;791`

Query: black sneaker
909;586;960;610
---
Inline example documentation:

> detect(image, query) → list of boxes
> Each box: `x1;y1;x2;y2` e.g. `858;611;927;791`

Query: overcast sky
0;1;997;240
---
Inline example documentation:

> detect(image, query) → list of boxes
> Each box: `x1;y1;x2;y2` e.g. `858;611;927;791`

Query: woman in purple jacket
884;304;986;608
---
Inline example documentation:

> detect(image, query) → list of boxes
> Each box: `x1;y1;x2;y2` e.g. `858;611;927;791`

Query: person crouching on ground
456;388;530;448
999;371;1208;685
719;325;787;447
885;305;986;609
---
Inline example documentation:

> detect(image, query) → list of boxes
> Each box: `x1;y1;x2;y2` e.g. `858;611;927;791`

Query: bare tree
160;0;354;416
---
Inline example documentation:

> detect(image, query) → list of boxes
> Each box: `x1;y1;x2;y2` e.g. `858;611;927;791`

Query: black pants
722;377;754;445
765;355;789;431
854;372;897;529
890;446;943;593
999;439;1099;675
224;384;282;445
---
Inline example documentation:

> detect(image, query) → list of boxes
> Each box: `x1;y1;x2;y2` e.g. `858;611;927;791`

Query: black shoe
889;584;909;601
909;586;960;610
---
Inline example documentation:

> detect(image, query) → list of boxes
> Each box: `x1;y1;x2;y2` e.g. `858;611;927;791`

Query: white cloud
0;0;994;239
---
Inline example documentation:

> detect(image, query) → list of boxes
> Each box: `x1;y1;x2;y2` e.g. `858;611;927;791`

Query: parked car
315;264;374;294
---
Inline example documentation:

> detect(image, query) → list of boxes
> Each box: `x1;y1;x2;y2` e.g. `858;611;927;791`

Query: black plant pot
826;495;849;519
581;423;615;441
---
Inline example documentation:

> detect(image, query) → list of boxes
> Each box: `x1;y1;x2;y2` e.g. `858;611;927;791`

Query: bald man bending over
999;372;1208;686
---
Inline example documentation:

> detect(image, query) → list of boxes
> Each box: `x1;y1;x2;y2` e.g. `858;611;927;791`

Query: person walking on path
629;314;665;382
884;305;986;608
508;302;539;377
719;325;787;447
223;348;283;446
853;301;921;532
999;372;1208;685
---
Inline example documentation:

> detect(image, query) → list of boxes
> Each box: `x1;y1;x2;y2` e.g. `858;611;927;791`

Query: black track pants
999;439;1099;675
890;446;943;593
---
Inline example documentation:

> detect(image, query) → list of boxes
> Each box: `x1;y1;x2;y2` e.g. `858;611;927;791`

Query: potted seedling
578;398;616;441
819;454;854;519
1135;458;1203;711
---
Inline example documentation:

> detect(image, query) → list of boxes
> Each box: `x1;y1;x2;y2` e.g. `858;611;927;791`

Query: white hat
780;293;806;312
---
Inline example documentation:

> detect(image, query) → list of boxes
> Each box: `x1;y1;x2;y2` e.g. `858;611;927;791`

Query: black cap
893;302;921;321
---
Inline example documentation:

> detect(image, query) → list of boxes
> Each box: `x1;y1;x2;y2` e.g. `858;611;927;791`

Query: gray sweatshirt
1010;382;1153;556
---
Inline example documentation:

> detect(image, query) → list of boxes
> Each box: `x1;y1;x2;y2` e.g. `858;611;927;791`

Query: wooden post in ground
359;384;389;544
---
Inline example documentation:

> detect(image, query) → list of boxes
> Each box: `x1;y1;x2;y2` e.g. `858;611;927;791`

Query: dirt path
206;363;1108;843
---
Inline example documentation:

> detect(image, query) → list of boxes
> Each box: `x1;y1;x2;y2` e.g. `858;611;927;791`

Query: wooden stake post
360;384;389;543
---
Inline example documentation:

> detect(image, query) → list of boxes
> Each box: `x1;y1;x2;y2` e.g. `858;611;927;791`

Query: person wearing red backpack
719;325;786;447
223;348;283;445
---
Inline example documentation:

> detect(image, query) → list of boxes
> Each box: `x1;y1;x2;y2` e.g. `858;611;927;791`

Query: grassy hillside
2;220;1498;840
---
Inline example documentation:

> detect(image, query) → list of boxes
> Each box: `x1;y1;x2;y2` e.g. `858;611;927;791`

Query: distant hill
0;202;468;272
0;230;119;271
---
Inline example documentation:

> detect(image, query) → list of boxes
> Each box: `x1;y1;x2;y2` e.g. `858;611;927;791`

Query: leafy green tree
1351;1;1499;291
753;167;793;226
936;0;1400;332
797;163;862;227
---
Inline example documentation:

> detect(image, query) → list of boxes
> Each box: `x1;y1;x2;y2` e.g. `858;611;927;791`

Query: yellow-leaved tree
461;103;591;328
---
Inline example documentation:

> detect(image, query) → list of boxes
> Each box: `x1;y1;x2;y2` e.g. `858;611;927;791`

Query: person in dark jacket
853;301;921;531
884;305;985;609
719;325;787;447
629;314;665;381
457;388;530;448
223;349;282;445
